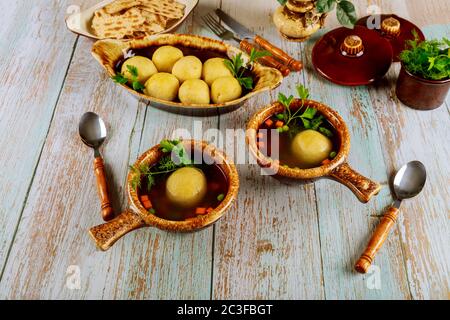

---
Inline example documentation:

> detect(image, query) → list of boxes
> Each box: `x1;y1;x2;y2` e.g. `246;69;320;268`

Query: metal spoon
79;112;114;221
355;160;427;273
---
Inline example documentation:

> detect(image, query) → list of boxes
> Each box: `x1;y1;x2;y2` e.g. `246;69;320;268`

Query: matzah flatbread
91;0;185;39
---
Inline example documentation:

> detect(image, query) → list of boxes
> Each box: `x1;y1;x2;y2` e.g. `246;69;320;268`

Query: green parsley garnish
224;48;271;90
112;73;128;84
217;193;225;201
130;139;192;192
400;30;450;80
112;65;145;92
276;84;333;138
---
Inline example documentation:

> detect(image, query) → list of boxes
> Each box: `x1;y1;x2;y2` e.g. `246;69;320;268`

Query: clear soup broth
257;102;340;169
137;150;229;221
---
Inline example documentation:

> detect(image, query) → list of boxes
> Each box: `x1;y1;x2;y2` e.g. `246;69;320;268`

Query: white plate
65;0;199;40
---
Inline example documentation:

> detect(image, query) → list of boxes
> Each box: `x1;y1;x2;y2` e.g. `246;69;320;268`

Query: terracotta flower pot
246;99;381;203
396;65;450;110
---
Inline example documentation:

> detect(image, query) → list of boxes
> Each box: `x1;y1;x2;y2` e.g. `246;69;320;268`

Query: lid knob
340;35;364;57
381;17;401;37
286;0;315;13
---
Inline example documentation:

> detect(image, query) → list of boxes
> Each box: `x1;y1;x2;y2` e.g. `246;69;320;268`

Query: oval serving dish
65;0;199;40
91;34;283;115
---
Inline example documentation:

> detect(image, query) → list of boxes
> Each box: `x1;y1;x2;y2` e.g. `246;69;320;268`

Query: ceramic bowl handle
329;162;381;203
93;157;114;221
355;206;400;273
89;209;145;251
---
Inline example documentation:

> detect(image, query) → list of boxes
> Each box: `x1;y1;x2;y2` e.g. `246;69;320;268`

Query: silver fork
201;13;290;76
202;13;240;42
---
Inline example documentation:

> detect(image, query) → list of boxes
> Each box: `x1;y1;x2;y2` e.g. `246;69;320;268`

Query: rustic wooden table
0;0;448;299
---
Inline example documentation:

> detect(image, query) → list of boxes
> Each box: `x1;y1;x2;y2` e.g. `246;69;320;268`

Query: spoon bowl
393;160;427;200
79;112;114;221
79;112;107;150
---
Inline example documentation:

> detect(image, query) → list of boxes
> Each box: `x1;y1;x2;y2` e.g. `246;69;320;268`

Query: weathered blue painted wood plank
211;1;325;299
111;1;224;299
0;0;78;274
0;35;142;298
0;0;222;299
302;29;411;299
0;0;448;300
366;24;450;299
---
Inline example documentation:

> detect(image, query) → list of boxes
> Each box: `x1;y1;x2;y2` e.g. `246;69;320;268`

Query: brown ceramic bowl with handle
246;99;381;203
89;140;239;251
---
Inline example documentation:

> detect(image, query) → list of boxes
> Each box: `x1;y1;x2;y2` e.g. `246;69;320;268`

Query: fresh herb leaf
300;107;317;120
147;174;155;190
126;65;139;78
130;163;150;191
316;0;336;13
159;139;192;166
310;115;324;130
223;50;267;90
249;48;271;63
277;0;287;5
296;84;310;100
443;38;450;47
148;208;156;214
130;139;192;192
112;65;146;92
400;32;450;80
336;0;357;29
172;143;192;166
277;93;294;109
157;156;178;171
217;193;225;201
319;127;333;138
329;151;337;158
277;84;335;139
223;59;236;76
238;77;254;90
112;73;128;85
159;139;180;153
315;0;356;28
123;65;145;92
301;118;311;129
225;53;245;77
132;80;145;91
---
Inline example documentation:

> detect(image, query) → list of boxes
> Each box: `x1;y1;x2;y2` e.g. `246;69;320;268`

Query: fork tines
201;13;228;37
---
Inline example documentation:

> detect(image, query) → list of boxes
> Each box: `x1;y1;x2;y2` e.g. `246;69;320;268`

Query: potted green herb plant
396;32;450;110
273;0;357;41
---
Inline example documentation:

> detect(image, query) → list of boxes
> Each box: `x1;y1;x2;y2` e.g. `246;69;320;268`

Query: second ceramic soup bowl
246;99;381;203
89;140;239;250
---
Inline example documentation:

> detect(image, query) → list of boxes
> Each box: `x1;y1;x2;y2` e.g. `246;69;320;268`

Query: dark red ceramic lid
356;14;425;62
312;25;393;86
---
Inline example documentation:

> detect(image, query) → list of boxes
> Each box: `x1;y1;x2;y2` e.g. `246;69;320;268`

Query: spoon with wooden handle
355;161;426;273
79;112;114;221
